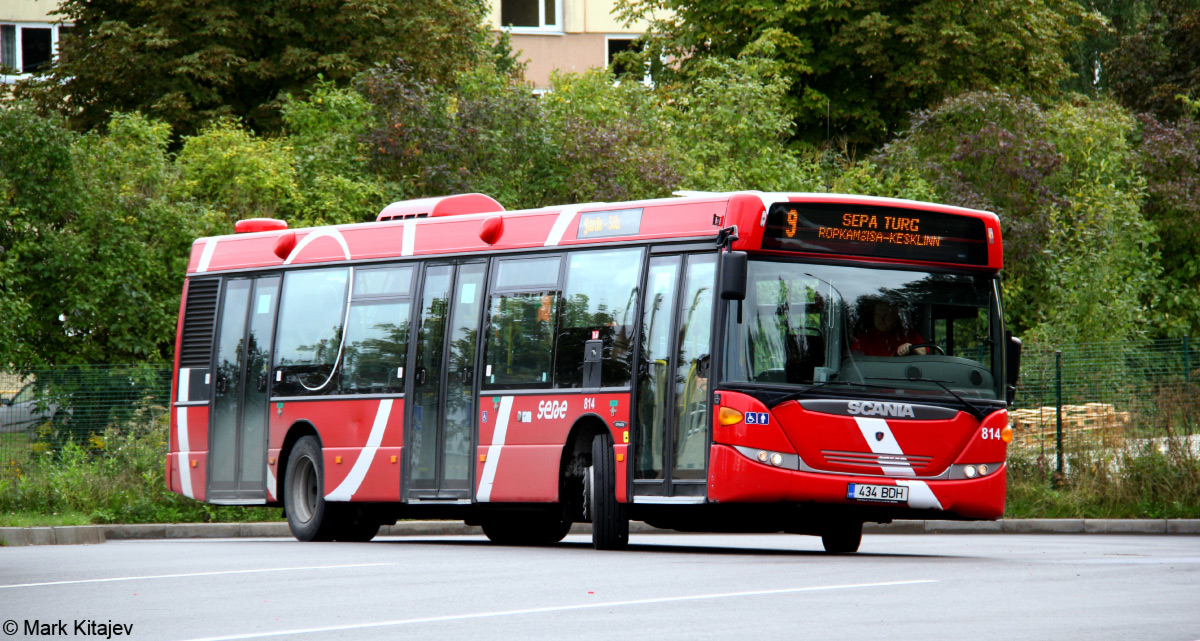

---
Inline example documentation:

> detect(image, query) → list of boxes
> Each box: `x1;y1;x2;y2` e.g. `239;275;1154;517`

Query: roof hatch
377;193;505;222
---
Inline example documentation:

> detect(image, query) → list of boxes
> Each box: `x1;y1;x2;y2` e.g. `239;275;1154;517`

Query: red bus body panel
167;191;1007;525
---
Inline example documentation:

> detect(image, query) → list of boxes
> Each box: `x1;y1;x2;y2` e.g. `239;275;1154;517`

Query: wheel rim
291;456;318;524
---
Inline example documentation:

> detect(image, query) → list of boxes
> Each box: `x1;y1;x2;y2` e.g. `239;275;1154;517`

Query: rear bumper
708;443;1006;520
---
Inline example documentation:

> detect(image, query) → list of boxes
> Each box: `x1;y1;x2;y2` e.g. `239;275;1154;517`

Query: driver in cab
851;300;927;357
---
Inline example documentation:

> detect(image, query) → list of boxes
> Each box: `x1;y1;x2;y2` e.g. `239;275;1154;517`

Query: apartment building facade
2;1;646;87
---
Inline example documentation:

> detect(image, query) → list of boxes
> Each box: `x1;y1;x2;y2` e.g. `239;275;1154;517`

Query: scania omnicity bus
167;191;1022;552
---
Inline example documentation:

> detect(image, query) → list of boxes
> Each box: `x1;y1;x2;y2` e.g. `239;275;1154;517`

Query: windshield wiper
865;376;989;422
769;380;898;407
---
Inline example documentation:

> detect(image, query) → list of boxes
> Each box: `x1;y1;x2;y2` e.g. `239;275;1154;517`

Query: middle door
407;261;486;499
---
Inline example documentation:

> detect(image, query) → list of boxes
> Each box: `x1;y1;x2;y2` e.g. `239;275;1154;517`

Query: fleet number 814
981;426;1003;440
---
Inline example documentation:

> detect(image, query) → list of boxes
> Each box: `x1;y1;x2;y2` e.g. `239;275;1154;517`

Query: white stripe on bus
325;399;393;501
266;463;277;501
176;407;194;499
178;367;190;403
476;396;513;502
402;220;416;256
283;227;351;264
853;417;916;477
197;239;218;272
895;480;943;510
544;205;585;246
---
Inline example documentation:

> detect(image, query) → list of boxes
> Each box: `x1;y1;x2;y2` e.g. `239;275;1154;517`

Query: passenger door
208;275;280;503
405;261;486;500
632;253;717;502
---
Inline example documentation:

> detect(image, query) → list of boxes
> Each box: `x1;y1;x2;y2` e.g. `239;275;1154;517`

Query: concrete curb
0;526;106;547
3;519;1198;546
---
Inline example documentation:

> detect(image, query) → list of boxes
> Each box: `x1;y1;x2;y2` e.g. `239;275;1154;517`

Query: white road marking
178;579;937;640
0;563;394;590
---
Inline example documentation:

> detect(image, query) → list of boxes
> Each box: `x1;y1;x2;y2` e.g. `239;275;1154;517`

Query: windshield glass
723;259;1002;400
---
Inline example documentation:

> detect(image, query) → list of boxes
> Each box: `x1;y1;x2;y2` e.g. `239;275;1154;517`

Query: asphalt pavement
2;533;1198;641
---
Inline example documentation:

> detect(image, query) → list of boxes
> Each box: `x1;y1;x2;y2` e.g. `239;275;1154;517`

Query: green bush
0;412;281;524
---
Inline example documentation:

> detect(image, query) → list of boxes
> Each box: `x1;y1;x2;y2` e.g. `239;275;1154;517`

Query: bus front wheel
284;436;338;542
821;520;863;554
587;433;629;550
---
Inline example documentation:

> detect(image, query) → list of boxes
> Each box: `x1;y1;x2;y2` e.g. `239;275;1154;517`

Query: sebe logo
846;401;916;418
537;400;569;420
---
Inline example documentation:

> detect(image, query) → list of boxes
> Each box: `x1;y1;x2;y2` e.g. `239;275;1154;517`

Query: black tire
284;436;339;542
588;433;629;550
482;511;571;546
821;520;863;554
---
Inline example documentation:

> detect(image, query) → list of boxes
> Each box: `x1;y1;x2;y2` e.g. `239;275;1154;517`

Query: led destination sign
761;203;989;266
577;208;642;239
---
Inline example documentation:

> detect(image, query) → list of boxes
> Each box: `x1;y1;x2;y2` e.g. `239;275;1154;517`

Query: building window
500;0;561;31
606;36;653;85
1;22;72;82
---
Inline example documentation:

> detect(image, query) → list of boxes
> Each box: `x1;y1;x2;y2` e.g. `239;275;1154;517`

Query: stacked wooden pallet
1008;403;1131;447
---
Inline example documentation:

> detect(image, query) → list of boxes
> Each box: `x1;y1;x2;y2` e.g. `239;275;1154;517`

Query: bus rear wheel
284;436;339;542
821;520;863;554
586;433;628;550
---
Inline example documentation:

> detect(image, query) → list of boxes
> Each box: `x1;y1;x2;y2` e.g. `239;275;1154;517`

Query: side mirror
720;251;748;301
1005;332;1022;405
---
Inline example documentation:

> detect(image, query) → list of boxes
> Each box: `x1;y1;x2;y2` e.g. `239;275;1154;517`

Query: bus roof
186;192;1002;275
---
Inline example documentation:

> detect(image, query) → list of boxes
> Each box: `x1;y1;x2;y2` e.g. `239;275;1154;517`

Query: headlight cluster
733;445;799;470
951;462;1001;480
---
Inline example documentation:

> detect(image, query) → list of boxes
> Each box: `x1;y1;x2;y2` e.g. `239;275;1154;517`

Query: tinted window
341;300;411;394
496;256;560;290
273;268;349;396
354;266;413;298
555;248;641;388
484;292;558;389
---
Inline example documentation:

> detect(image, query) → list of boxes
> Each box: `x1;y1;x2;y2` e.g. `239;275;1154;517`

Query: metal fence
1;339;1196;465
1;365;173;465
1009;338;1198;465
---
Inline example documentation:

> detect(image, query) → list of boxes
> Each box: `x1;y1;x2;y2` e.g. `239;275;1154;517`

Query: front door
209;275;280;503
632;253;717;500
406;261;486;500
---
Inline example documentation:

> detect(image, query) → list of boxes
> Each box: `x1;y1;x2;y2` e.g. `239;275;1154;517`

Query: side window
555;248;642;388
341;266;414;395
484;256;562;389
273;268;350;396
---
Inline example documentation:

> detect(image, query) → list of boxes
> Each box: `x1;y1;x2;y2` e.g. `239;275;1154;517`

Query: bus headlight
950;462;1001;479
735;446;800;470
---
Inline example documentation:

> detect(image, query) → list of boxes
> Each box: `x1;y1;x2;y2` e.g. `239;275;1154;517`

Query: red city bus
167;191;1021;552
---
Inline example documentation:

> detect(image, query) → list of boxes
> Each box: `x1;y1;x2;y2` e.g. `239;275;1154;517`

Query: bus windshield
723;259;1003;401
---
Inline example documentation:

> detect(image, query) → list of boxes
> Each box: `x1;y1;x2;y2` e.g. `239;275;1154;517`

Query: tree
0;105;205;369
1137;115;1200;336
617;0;1101;148
875;91;1158;343
1105;0;1200;121
21;0;493;137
